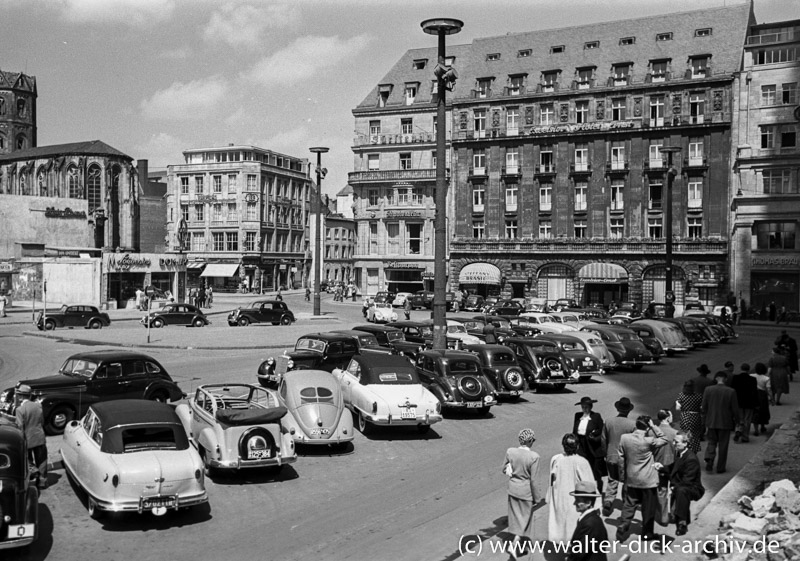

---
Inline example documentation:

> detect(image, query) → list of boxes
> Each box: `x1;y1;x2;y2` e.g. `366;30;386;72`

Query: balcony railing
688;198;703;209
569;162;592;174
349;169;437;183
450;237;727;254
535;164;556;176
684;156;708;168
503;165;520;176
645;158;666;170
607;160;629;172
746;30;798;45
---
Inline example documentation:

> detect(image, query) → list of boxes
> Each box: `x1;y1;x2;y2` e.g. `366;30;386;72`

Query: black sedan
36;304;111;331
141;303;210;328
502;337;578;391
490;300;525;317
0;418;38;549
464;344;526;399
227;300;295;326
414;350;497;414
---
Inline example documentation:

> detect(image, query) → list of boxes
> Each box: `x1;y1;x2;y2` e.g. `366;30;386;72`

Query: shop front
104;253;187;309
458;262;501;298
385;261;426;293
536;264;575;302
641;265;685;307
578;262;629;308
200;263;241;292
750;254;799;312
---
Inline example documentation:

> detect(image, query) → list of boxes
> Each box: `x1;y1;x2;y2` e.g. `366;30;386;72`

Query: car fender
144;381;183;401
174;403;193;438
427;383;448;403
195;426;220;459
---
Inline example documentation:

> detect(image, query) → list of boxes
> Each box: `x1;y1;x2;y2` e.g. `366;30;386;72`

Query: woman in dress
546;433;594;546
502;428;543;557
675;379;703;453
751;362;772;435
768;347;791;405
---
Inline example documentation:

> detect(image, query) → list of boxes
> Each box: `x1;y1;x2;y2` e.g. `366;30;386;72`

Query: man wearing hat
731;364;758;442
691;364;714;441
701;372;740;473
15;384;48;489
600;397;636;516
566;481;608;561
572;397;606;493
668;432;704;536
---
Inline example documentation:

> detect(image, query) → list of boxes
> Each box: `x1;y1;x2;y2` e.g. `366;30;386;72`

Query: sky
1;0;795;196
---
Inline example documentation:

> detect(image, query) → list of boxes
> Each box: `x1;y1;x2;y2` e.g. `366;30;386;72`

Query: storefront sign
159;257;188;268
0;262;14;272
107;254;153;271
421;272;434;279
385;210;423;218
195;195;219;203
527;121;635;136
752;255;800;267
44;207;87;219
385;261;422;269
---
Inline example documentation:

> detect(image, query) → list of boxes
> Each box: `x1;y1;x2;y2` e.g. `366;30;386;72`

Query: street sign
665;290;675;303
145;285;156;297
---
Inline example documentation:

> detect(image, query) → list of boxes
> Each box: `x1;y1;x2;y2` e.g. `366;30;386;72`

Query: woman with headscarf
751;362;772;435
675;379;703;453
768;347;791;405
546;433;594;546
572;397;606;492
502;428;543;557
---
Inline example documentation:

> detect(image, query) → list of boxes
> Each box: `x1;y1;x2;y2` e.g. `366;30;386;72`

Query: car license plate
509;390;520;396
310;428;330;435
583;358;593;364
465;402;482;408
6;524;35;539
400;407;416;419
141;496;176;510
248;448;273;459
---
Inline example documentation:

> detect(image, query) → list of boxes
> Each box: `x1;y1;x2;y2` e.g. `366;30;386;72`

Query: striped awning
200;263;239;278
458;263;501;285
578;263;628;282
187;262;206;269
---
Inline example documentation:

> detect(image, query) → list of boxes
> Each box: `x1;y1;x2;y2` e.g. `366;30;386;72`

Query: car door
190;388;215;442
118;359;150;399
65;306;84;327
86;362;129;406
337;358;360;407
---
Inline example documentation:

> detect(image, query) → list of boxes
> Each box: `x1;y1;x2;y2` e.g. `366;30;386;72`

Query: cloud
159;46;192;60
242;34;371;88
140;77;230;120
203;3;301;48
57;0;176;26
134;132;187;168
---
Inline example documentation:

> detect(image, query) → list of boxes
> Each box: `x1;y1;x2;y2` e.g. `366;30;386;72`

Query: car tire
200;447;216;478
501;368;525;391
356;410;372;435
280;316;291;326
148;390;169;403
417;424;431;435
89;319;102;330
152;318;164;328
238;317;250;327
193;318;205;328
88;497;103;520
44;319;56;331
45;404;75;435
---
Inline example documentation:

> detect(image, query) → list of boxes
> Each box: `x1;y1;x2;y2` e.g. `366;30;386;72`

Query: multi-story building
731;18;800;315
323;209;356;287
445;4;752;309
0;69;36;155
350;44;471;296
166;145;312;294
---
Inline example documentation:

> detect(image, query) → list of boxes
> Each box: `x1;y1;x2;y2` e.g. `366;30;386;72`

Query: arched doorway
642;265;685;306
578;262;629;308
537;264;575;303
458;262;501;297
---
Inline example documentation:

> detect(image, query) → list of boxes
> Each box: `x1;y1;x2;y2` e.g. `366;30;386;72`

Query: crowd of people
188;285;213;308
500;329;798;560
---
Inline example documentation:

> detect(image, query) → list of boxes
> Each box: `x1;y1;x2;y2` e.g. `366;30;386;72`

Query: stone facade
0;70;36;155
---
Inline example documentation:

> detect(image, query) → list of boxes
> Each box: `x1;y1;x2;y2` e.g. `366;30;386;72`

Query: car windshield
418;326;433;337
461;321;481;329
357;335;380;348
60;358;99;378
447;324;467;334
385;331;405;342
295;338;326;352
561;341;585;351
616;332;639;342
300;386;335;404
490;351;516;364
59;304;69;313
447;360;479;374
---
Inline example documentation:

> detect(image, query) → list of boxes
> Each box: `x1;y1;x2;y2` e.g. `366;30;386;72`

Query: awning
578;263;628;283
201;263;240;278
187;262;206;269
458;263;501;285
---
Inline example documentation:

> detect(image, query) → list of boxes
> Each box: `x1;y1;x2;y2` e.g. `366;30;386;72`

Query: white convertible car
367;302;399;323
60;400;207;519
333;354;442;434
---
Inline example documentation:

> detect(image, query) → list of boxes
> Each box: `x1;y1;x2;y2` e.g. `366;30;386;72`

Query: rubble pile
703;480;800;561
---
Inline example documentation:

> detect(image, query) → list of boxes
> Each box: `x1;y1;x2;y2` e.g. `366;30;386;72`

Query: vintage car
60;400;208;519
534;334;604;380
444;320;483;345
414;350;497;414
35;304;111;331
490;300;525;317
408;290;435;310
580;325;655;370
517;312;576;333
366;302;399;323
0;350;184;435
175;384;296;473
0;416;38;550
613;309;643;320
630;319;692;355
682;312;737;342
565;307;609;320
141;303;210;328
661;317;715;346
566;331;617;370
276;370;354;446
480;296;500;313
385;321;464;351
392;292;413;307
552;298;579;312
463;344;526;399
502;337;578;391
463;295;485;312
611;322;664;361
506;318;545;338
373;290;396;305
549;312;593;329
449;317;519;342
349;325;422;359
227;300;295;326
332;354;442;434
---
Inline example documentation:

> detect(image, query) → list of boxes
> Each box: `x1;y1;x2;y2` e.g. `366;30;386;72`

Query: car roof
284;369;337;387
419;349;479;360
536;333;579;341
351;324;401;333
352;353;414;369
253;299;283;305
388;321;429;328
65;350;159;362
91;399;180;429
464;343;511;353
297;332;355;342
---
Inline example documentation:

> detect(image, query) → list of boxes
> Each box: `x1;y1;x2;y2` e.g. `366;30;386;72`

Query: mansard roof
0;140;132;163
0;70;37;93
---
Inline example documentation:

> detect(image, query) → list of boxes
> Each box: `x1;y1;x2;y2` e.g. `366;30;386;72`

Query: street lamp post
422;17;463;350
177;218;188;303
310;147;329;317
660;146;681;318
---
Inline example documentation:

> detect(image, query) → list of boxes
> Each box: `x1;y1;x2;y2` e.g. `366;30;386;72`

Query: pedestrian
667;432;705;536
751;362;772;435
566;481;609;561
775;330;798;378
675;380;703;453
600;396;636;516
572;397;606;493
739;299;747;325
0;292;7;317
305;287;311;302
768;346;791;405
547;433;594;545
777;304;788;325
722;361;735;386
483;322;497;344
502;428;543;558
616;415;668;542
351;284;357;302
731;363;758;443
196;286;206;309
135;288;144;311
701;371;740;474
653;410;677;526
403;298;412;320
189;287;197;307
692;364;714;440
363;296;371;318
769;301;777;322
276;289;283;302
15;384;48;489
206;285;213;307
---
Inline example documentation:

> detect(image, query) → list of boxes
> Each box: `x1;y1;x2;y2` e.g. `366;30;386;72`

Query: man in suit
692;364;714;441
701;371;740;473
573;397;606;492
617;415;668;541
653;410;677;526
567;481;608;561
731;364;758;443
668;432;704;536
15;384;48;489
600;396;636;516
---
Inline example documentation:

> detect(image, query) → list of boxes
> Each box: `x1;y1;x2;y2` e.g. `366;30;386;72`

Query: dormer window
690;55;709;78
486;53;500;61
413;59;427;70
576;67;594;89
378;84;392;107
542;70;559;92
656;32;673;41
650;59;669;83
619;37;635;46
477;78;492;98
550;45;565;54
695;28;712;37
508;74;526;96
584;41;599;50
518;49;532;58
613;63;631;86
404;83;419;105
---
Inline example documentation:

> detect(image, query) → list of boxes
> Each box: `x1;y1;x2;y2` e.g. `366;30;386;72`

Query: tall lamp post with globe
310;147;329;317
422;17;462;350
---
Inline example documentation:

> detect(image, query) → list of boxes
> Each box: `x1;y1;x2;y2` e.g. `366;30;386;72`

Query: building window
611;182;624;211
648;217;663;238
227;174;237;193
542;71;558;92
584;41;599;49
613;64;630;86
612;98;626;120
611;141;625;169
472;220;485;239
574;181;587;211
226;232;238;251
688;138;704;165
649;181;663;210
756;222;796;250
574;143;588;171
540;147;554;173
401;118;412;135
509;75;524;95
505;219;518;239
405;83;417;105
540;104;554;125
397;187;412;205
213;175;222;193
763;170;795;194
574;219;587;238
619;37;635;46
689;93;705;123
688;217;703;239
369;120;381;137
518;49;532;58
368;189;379;206
369;222;378;253
538;220;552;239
181;205;190;222
762;85;777;106
695;28;712;37
180;176;189;194
690;56;709;78
387;222;400;254
244;231;257;251
576;100;589;123
213;204;222;222
657;32;673;41
400;153;412;170
195;176;204;195
539;184;552;211
477;78;492;98
610;217;624;238
506;184;518;210
473;185;485;211
413;59;427;69
650;60;668;82
650;95;665;126
507;107;519;134
247;175;257;191
782;126;797;149
649;140;664;167
87;165;101;209
246;202;258;220
688;179;703;208
473;148;486;173
194;204;204;222
367;154;380;171
213;232;224;251
192;232;205;251
761;126;775;149
550;45;565;54
474;109;486;138
227;203;237;221
783;83;798;105
506;148;519;174
486;53;500;61
577;68;593;88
